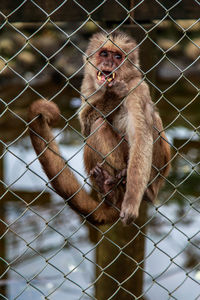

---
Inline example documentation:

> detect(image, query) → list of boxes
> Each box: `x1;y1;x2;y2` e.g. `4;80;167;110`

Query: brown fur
28;31;171;225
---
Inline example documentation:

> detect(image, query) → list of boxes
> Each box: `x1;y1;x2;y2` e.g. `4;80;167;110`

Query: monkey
28;30;171;225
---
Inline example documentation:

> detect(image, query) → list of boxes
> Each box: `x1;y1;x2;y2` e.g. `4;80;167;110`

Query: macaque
28;30;171;225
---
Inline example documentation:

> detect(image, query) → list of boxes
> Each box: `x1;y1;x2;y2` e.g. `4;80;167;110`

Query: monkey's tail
28;99;119;225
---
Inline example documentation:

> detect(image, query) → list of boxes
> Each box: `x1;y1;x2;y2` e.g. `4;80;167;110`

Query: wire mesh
0;1;200;299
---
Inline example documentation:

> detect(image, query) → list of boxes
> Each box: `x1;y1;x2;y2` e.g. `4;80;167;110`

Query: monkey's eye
115;53;122;60
99;50;108;57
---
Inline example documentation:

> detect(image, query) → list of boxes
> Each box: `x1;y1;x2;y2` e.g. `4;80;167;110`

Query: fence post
95;202;148;299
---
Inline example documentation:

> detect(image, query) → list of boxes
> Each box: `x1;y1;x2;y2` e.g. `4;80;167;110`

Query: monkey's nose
103;61;114;68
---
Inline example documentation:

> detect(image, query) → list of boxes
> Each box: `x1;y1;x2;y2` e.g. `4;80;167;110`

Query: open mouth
97;70;116;83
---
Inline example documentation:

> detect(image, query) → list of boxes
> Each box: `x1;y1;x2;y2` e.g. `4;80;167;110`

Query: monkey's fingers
107;80;129;98
90;165;103;178
90;164;109;194
120;197;139;225
104;178;117;186
116;168;127;184
116;168;127;178
120;210;137;225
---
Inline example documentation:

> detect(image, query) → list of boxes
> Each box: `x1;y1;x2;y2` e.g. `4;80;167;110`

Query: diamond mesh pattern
0;1;200;299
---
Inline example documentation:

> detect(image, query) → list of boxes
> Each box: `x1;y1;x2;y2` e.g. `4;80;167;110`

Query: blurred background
0;1;200;299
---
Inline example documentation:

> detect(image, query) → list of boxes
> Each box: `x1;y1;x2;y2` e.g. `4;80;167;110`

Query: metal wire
0;1;200;299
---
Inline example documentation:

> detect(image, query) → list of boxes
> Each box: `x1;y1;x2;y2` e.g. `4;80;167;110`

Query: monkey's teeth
97;71;115;82
97;71;102;81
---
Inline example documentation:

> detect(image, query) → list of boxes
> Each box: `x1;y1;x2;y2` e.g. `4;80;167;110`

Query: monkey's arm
28;100;119;225
143;112;171;203
120;82;154;224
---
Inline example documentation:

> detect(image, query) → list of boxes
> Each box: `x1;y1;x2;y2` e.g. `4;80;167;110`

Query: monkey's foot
90;163;117;198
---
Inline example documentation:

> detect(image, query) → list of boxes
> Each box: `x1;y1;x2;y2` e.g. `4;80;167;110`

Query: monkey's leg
84;117;128;172
28;100;120;225
84;117;128;204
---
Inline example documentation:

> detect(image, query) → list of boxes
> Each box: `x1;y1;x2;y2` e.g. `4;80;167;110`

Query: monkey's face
84;31;140;90
95;48;123;87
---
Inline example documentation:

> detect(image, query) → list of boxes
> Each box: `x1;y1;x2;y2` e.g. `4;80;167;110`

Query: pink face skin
96;49;123;87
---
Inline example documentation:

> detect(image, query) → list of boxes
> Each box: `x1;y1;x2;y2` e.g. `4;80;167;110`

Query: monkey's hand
107;80;129;99
120;193;139;225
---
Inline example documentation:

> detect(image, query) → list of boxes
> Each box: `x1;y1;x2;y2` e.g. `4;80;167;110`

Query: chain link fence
0;1;200;299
